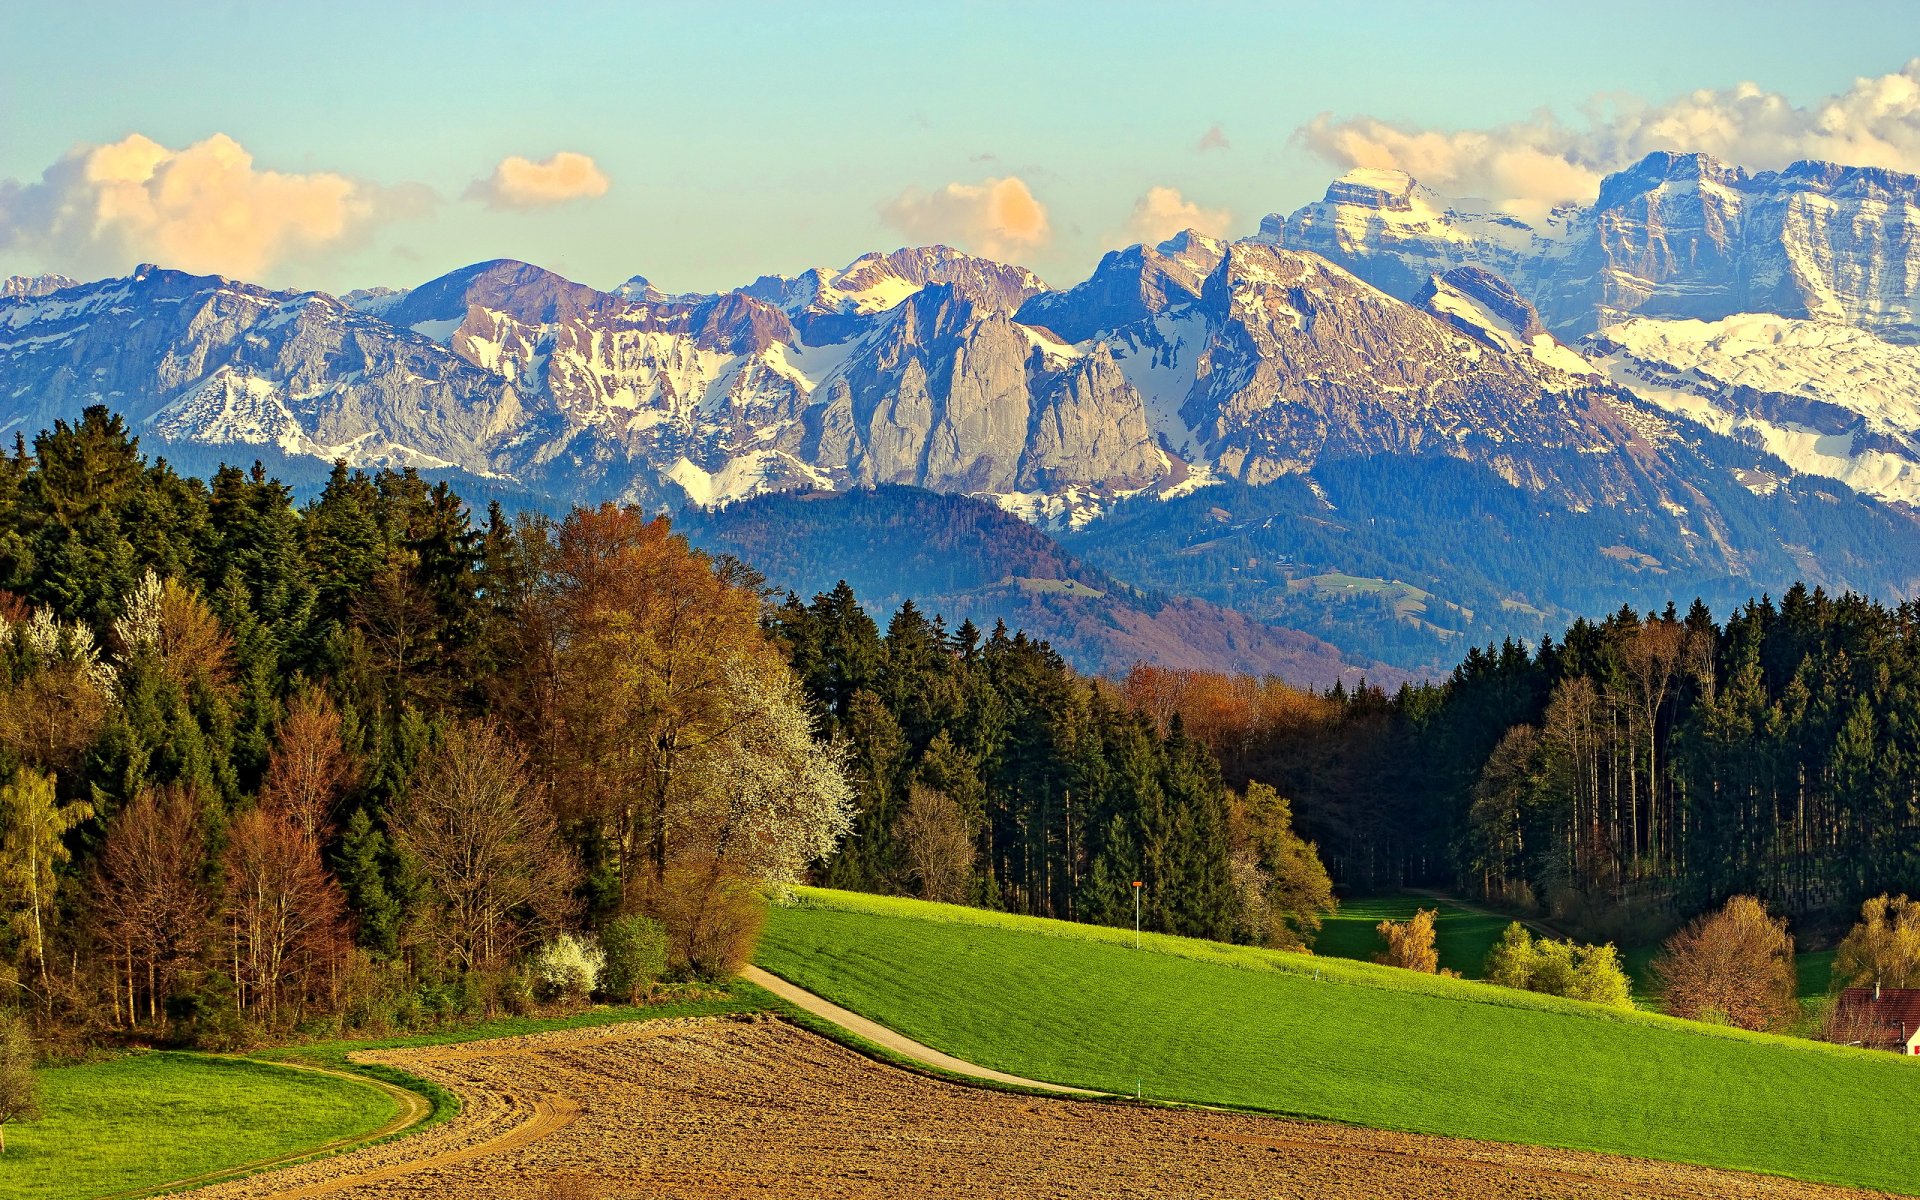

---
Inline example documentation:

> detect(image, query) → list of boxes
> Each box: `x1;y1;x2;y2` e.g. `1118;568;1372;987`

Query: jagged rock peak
1417;266;1546;341
1;274;80;300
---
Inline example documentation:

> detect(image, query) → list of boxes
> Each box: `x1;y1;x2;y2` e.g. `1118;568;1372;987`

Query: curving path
739;963;1105;1095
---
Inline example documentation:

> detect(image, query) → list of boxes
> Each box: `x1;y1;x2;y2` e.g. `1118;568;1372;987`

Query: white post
1132;880;1142;949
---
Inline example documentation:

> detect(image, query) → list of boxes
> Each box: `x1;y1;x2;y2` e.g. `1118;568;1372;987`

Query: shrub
599;914;669;1003
532;934;605;1002
637;859;767;977
1481;922;1633;1010
1374;909;1438;973
0;1016;40;1155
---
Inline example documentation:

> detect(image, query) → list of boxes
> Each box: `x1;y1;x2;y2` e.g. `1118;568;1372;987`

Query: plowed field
191;1016;1893;1199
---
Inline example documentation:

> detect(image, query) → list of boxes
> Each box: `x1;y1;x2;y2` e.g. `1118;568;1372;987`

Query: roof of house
1837;987;1920;1046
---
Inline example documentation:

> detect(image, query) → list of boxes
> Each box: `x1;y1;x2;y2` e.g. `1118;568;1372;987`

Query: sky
6;0;1920;296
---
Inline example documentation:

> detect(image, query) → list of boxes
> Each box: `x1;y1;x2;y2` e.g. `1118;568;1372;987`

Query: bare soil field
191;1015;1896;1200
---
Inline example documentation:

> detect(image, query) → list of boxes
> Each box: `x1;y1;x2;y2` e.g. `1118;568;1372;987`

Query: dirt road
188;1015;1897;1200
740;963;1101;1095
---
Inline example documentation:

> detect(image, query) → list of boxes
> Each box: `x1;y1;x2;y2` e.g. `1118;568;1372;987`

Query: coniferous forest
8;406;1920;1051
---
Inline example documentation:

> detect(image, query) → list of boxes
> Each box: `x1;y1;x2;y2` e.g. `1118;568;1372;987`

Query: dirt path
186;1015;1898;1200
740;963;1103;1095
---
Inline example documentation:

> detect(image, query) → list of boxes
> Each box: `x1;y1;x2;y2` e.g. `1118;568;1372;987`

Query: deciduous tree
1655;895;1798;1031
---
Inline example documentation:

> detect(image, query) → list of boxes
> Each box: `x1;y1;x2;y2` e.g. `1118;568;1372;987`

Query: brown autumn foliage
1375;908;1440;973
92;785;210;1027
260;688;358;840
1654;895;1799;1031
1122;665;1333;768
0;659;109;773
221;807;351;1022
530;505;777;883
632;856;767;977
150;577;235;697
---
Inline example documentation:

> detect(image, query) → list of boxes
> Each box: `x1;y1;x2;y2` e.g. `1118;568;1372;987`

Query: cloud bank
1120;187;1231;246
1295;60;1920;221
0;133;419;281
880;176;1049;258
466;151;610;210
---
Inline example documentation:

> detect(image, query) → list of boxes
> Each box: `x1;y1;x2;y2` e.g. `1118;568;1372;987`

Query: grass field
759;887;1920;1195
1313;894;1510;977
17;991;763;1200
6;1052;396;1199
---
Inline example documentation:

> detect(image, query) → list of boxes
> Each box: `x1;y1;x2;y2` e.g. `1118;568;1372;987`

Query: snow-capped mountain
1261;151;1920;344
1584;313;1920;507
8;150;1920;673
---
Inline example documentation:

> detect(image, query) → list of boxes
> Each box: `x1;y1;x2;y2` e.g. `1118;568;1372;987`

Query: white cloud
880;176;1049;258
1294;60;1920;221
466;151;610;210
0;133;422;281
1119;186;1231;246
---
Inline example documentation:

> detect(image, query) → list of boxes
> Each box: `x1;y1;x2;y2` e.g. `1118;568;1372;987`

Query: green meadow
5;1053;394;1200
13;992;761;1200
759;887;1920;1195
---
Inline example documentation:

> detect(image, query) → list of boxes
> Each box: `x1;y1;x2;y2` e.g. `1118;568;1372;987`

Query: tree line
1132;587;1920;945
0;408;852;1046
0;408;1339;1051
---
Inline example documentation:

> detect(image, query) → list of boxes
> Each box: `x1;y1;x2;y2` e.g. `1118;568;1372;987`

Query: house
1834;986;1920;1053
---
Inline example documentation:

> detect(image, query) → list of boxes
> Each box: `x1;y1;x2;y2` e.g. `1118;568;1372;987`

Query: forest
1131;589;1920;946
0;409;1329;1049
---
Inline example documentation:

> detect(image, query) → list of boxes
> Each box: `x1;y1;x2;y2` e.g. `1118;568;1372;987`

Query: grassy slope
22;992;762;1200
1313;895;1509;977
759;888;1920;1196
7;1053;394;1199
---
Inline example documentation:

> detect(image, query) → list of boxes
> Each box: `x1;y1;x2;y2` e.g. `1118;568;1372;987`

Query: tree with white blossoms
673;656;855;887
639;655;854;974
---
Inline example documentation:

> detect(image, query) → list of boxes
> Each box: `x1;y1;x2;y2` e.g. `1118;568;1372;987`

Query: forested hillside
681;486;1393;689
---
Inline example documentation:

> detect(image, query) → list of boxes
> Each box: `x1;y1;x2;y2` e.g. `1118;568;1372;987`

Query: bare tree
91;785;209;1027
1655;895;1799;1031
223;808;350;1022
895;783;972;903
261;688;357;840
392;721;574;975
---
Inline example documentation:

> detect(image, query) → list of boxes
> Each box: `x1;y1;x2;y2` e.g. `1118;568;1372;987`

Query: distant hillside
679;486;1400;689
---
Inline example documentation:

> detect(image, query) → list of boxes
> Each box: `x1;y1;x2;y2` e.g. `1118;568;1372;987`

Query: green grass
12;990;764;1200
1314;894;1510;977
760;887;1920;1196
5;1053;395;1200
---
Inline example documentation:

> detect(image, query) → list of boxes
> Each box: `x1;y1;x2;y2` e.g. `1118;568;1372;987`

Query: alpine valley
8;149;1920;676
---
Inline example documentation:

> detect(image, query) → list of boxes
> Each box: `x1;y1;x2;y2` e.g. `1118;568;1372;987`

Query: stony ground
192;1015;1896;1200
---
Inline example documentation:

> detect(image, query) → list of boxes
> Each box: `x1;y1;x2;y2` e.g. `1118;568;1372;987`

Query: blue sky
5;1;1920;294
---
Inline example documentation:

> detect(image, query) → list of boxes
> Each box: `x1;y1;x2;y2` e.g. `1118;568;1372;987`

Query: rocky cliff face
1261;152;1920;344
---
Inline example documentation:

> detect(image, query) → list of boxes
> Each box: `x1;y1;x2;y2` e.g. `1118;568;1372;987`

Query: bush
636;859;766;978
1481;922;1633;1010
1655;895;1798;1032
1374;909;1438;973
599;914;669;1003
532;934;605;1002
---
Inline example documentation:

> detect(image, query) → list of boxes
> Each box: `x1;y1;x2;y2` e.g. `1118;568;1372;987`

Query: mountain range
7;149;1920;675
